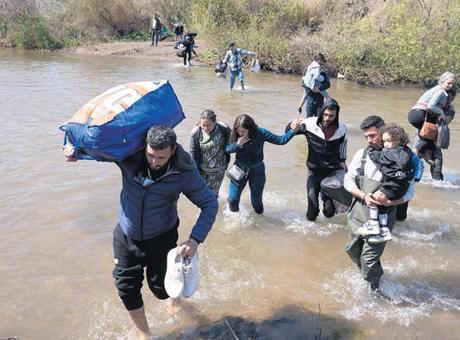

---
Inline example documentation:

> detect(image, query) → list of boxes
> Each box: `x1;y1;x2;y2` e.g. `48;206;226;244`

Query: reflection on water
1;49;459;339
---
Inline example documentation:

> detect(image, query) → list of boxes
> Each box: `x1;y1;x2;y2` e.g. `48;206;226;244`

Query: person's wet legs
360;239;386;289
430;147;443;180
237;70;245;90
248;164;266;214
306;171;321;221
228;175;249;211
345;234;386;290
229;70;237;90
396;201;409;221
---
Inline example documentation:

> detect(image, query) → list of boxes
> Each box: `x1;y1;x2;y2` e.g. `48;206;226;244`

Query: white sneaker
368;227;392;244
182;253;199;298
164;248;184;298
356;220;380;236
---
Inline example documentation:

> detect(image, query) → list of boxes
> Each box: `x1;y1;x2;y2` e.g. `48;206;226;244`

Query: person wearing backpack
297;53;331;118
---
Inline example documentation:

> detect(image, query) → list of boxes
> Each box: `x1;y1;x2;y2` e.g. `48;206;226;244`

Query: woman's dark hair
382;123;410;147
199;109;217;122
230;114;257;142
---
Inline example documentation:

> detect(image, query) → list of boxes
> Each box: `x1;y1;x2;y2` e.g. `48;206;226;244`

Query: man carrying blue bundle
63;126;217;339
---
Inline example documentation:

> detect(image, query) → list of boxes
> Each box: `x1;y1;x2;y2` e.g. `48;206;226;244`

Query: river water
1;48;459;339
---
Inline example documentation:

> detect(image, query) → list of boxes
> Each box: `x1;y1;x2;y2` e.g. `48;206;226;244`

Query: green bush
9;13;62;49
301;0;460;85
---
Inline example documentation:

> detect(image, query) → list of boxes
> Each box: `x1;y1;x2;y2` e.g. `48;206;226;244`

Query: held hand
177;239;199;258
62;144;77;162
371;191;393;207
290;119;301;132
364;193;380;208
237;135;249;146
438;114;446;122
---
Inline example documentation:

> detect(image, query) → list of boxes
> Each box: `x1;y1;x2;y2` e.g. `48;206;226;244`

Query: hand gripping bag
61;81;185;161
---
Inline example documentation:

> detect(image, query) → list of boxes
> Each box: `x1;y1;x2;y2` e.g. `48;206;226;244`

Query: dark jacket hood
171;144;195;171
316;98;340;128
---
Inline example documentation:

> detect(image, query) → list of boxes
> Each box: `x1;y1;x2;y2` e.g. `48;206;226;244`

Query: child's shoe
356;219;380;236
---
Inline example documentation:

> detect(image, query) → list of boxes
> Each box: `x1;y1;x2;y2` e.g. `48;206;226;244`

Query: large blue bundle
62;81;185;161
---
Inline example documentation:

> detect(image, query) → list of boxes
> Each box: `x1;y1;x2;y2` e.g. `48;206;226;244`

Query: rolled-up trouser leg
113;265;145;310
113;224;145;310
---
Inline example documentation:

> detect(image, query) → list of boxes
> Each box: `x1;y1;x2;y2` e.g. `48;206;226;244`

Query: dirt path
59;39;213;65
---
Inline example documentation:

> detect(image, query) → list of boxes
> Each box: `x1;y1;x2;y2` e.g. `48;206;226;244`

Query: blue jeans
305;90;324;118
229;69;244;90
228;163;265;213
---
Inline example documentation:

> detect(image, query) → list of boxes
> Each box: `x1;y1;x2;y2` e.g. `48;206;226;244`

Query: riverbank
56;38;216;66
1;0;458;86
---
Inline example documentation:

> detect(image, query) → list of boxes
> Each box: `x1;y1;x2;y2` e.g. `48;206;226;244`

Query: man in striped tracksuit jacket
290;98;348;221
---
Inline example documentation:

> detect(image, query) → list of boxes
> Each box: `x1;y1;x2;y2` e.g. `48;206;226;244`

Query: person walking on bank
222;43;257;91
344;115;415;296
289;98;348;221
225;114;300;214
151;14;162;47
63;126;218;339
174;18;184;42
190;110;231;197
297;53;331;118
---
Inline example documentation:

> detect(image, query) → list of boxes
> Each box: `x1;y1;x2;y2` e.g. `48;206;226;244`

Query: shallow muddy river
0;48;459;339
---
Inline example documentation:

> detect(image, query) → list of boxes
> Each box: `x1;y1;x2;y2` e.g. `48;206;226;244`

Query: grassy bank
1;0;458;85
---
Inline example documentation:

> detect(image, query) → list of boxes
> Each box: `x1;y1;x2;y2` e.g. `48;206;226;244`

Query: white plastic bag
250;59;260;73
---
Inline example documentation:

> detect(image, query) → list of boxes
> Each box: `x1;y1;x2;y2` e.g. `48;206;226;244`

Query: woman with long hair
189;110;231;197
225;114;300;213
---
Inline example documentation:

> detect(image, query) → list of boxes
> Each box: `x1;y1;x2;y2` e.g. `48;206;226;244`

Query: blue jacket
411;153;424;182
225;127;295;168
116;144;218;242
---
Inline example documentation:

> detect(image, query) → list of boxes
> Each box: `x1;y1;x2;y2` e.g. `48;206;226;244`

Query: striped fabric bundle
62;80;185;161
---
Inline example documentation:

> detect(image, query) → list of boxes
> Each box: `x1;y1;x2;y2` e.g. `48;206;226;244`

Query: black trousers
112;223;178;310
183;47;192;65
306;170;335;221
408;109;437;152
